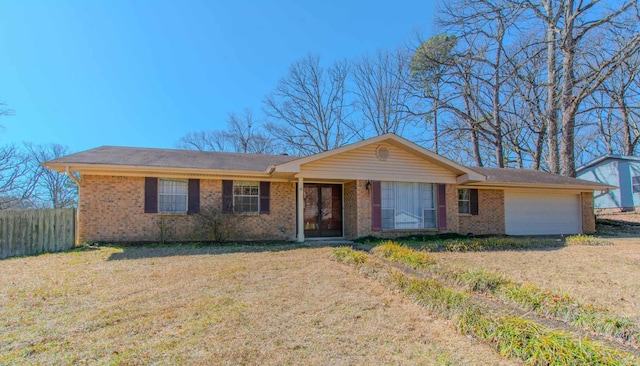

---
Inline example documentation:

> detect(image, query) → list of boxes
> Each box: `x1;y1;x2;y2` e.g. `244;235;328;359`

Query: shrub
194;207;240;242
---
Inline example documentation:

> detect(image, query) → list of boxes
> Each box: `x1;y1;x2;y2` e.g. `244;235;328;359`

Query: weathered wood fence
0;208;76;259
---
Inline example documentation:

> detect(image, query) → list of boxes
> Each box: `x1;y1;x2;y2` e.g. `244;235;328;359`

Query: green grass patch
457;270;509;294
566;234;614;246
332;247;637;365
330;246;367;265
372;241;436;269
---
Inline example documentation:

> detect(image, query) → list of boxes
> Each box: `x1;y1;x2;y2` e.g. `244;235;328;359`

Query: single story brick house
44;134;610;243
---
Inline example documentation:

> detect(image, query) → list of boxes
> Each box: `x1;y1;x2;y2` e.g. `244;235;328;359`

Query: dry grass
0;245;515;365
434;238;640;317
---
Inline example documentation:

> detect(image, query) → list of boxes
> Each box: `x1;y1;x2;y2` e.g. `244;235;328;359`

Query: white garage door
505;191;582;235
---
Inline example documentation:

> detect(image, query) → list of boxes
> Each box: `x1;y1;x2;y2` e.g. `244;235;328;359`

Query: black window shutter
222;180;233;213
470;189;479;215
144;177;158;213
188;179;200;214
259;181;270;214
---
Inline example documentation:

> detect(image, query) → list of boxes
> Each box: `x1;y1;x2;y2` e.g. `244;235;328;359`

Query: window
458;189;470;214
158;179;188;213
381;182;436;229
633;176;640;193
233;181;259;213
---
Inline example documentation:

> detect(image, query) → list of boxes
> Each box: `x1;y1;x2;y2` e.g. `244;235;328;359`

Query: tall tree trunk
545;2;560;173
533;128;545;170
621;94;633;155
433;86;440;154
559;0;577;177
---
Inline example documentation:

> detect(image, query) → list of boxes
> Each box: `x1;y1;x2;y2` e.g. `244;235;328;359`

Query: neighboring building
43;134;610;244
577;155;640;211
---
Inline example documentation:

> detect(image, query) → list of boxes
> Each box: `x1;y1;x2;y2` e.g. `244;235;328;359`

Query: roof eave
460;181;616;191
43;162;276;178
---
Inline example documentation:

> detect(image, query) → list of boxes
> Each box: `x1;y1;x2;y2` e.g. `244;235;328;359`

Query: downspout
266;165;276;175
65;166;81;185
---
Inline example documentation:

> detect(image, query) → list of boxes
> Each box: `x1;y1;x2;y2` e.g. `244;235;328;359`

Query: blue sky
0;1;437;152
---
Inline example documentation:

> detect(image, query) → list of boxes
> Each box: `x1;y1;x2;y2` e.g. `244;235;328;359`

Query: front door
303;184;343;237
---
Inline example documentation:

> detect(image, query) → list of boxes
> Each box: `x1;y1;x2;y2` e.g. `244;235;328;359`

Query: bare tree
516;0;639;176
264;54;353;155
0;144;36;209
224;108;278;154
435;0;526;167
176;130;229;151
0;102;36;209
351;48;418;138
588;30;640;156
25;143;77;208
176;108;278;154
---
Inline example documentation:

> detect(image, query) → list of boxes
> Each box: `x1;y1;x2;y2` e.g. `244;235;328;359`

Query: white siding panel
505;191;582;235
299;143;457;183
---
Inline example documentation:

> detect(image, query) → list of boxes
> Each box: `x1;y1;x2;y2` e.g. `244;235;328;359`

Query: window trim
380;181;437;230
633;176;640;193
458;188;471;215
158;178;189;214
233;180;260;214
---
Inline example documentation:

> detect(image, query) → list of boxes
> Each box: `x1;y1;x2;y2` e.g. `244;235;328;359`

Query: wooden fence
0;208;76;259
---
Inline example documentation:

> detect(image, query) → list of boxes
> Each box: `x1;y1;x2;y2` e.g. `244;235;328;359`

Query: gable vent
376;146;390;161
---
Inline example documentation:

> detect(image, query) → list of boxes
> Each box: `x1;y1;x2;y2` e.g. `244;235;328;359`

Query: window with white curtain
381;182;436;230
158;179;188;213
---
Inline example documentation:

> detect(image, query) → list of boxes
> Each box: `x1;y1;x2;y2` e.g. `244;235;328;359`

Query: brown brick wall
343;181;358;239
458;189;505;235
78;175;296;243
581;192;596;234
445;184;459;232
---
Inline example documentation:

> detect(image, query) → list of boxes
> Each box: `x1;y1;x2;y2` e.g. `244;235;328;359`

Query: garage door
504;191;582;235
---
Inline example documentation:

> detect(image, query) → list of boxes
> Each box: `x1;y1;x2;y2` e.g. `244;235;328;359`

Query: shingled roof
467;166;612;189
45;146;300;172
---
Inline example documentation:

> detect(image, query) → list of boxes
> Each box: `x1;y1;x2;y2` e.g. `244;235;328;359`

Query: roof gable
576;154;640;173
275;134;485;182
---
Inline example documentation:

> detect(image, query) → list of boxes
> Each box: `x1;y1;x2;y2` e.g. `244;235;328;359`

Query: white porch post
297;177;305;242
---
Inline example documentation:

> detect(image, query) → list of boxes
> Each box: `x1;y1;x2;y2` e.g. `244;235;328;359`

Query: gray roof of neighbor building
576;154;640;173
45;146;300;172
467;166;610;188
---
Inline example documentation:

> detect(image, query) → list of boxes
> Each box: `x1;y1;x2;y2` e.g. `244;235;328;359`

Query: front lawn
0;244;511;365
433;238;640;317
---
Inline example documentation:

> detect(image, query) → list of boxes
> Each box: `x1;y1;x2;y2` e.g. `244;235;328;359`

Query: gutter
65;166;82;185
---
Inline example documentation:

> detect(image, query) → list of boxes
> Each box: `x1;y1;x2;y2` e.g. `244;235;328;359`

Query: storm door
303;184;343;237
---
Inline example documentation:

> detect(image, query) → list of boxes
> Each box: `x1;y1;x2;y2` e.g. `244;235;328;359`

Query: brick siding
458;189;505;235
78;175;296;243
581;191;596;234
